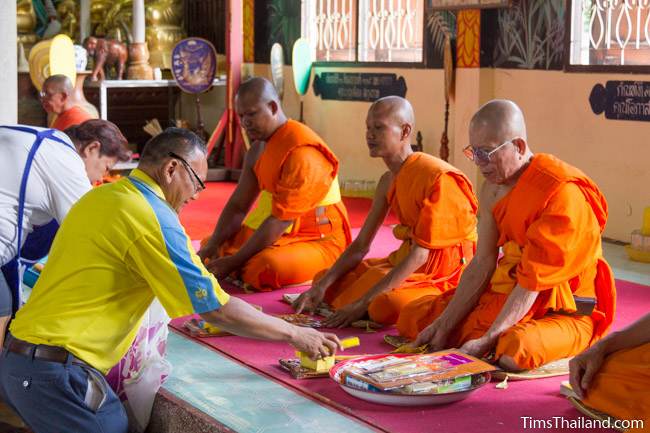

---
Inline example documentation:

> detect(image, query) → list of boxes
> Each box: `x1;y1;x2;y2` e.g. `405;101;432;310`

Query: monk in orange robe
397;99;616;372
40;75;94;131
569;313;649;429
293;96;477;327
199;77;352;291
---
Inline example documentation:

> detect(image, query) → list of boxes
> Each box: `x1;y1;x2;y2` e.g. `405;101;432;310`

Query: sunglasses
168;152;206;193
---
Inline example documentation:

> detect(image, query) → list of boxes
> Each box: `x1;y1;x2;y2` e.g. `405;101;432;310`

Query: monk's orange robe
583;342;650;430
52;106;94;131
397;154;616;370
321;153;478;325
219;120;352;291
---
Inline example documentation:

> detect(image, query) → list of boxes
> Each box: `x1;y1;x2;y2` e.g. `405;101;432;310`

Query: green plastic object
292;38;313;96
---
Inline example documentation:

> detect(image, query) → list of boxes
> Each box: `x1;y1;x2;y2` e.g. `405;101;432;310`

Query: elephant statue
84;36;128;81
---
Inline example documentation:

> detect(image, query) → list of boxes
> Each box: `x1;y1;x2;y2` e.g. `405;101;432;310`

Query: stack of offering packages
333;350;495;395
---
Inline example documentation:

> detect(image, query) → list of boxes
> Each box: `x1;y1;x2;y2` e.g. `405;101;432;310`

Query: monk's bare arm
483;285;538;342
433;182;501;331
227;215;293;266
596;312;650;354
293;172;391;314
199;142;263;258
570;313;650;398
317;172;391;289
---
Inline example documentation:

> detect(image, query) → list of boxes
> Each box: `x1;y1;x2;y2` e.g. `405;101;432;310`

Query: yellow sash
388;224;477;265
243;175;342;232
490;241;578;313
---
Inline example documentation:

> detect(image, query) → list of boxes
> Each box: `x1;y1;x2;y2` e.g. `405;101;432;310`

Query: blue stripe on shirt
129;177;222;314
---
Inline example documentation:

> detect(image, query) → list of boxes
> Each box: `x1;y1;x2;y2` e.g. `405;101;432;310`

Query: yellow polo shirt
10;169;229;373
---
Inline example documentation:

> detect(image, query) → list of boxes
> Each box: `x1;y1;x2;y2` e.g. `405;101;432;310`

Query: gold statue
90;0;114;37
56;0;79;40
90;0;184;70
146;0;185;69
17;0;38;50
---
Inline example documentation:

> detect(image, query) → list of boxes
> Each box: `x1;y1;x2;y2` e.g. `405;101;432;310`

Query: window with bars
567;0;650;71
301;0;425;63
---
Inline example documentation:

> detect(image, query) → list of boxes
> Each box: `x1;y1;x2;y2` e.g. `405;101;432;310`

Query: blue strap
0;125;76;151
0;126;76;309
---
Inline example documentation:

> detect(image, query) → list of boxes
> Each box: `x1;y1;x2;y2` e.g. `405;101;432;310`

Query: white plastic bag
106;299;171;433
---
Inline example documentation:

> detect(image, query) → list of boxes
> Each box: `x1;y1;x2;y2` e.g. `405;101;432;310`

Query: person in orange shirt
198;78;352;291
40;74;95;131
292;96;477;328
397;99;616;372
569;313;649;429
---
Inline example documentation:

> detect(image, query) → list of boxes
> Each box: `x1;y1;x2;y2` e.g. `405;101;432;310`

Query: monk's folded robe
397;154;616;370
583;342;650;429
322;153;478;325
219;119;352;291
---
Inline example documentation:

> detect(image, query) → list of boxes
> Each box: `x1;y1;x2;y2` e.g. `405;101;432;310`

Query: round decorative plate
330;354;491;406
171;38;217;94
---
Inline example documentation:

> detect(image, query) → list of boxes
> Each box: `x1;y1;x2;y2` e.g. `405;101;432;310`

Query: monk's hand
198;239;219;262
458;337;495;358
323;300;368;328
569;344;606;400
412;319;452;350
290;327;343;360
206;255;240;278
293;285;326;314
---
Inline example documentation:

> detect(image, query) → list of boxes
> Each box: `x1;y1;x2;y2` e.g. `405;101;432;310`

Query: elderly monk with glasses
40;75;95;131
396;99;616;374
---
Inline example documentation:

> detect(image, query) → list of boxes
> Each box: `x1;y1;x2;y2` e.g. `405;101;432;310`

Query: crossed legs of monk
220;226;347;291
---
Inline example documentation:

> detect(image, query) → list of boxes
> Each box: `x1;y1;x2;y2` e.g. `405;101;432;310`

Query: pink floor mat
174;227;648;433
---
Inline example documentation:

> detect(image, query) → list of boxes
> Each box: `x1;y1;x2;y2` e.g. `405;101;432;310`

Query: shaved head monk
40;75;95;131
199;77;352;291
397;99;616;372
293;96;478;328
568;312;649;427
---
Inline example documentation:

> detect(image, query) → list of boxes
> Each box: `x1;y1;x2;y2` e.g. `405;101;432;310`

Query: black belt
6;336;83;365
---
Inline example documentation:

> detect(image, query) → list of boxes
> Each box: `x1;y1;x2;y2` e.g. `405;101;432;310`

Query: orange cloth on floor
322;153;478;325
218;120;352;291
51;106;94;131
583;342;650;430
397;154;616;369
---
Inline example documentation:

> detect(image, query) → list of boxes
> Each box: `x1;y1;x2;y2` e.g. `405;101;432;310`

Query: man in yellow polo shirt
0;128;342;433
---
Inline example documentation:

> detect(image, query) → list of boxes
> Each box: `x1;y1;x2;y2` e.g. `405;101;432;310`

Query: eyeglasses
168;152;206;193
38;90;54;99
463;138;517;165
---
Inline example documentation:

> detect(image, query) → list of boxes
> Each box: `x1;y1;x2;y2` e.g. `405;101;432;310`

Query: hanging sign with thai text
589;81;650;122
313;72;407;102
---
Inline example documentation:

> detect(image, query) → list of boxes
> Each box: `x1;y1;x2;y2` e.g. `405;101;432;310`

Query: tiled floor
602;242;650;285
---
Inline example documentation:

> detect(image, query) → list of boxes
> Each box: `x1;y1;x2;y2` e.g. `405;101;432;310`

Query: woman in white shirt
0;120;130;348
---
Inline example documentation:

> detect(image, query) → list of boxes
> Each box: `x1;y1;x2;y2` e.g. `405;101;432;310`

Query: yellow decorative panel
456;9;480;68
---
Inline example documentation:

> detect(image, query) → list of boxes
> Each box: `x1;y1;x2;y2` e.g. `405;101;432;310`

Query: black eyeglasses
168;152;206;193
